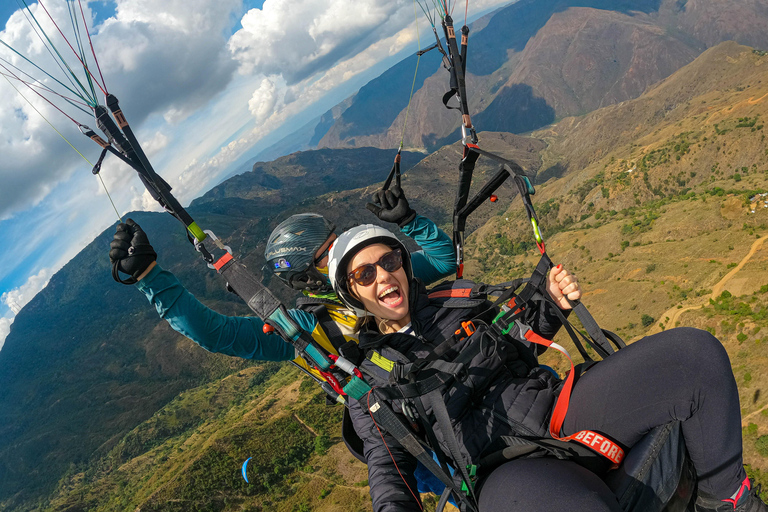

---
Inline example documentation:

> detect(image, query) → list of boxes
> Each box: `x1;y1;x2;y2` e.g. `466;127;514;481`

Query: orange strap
429;288;472;299
213;252;233;272
523;329;624;466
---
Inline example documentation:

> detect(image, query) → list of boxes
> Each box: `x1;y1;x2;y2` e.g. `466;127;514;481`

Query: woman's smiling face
347;243;411;330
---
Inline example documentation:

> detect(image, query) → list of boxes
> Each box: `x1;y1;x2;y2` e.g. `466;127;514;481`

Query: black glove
109;218;157;284
366;185;417;227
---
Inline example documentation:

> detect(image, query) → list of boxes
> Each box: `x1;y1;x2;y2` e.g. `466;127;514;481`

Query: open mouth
378;285;403;308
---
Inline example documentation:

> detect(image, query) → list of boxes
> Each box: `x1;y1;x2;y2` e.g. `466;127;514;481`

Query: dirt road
647;234;768;335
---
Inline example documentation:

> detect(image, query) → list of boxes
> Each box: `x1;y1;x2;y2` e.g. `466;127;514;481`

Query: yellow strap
370;351;395;372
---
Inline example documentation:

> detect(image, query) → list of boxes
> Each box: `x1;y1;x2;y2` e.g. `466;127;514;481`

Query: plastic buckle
460;464;478;495
317;368;346;396
461;321;476;337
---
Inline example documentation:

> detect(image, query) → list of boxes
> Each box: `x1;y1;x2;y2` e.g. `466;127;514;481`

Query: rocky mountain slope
317;0;768;151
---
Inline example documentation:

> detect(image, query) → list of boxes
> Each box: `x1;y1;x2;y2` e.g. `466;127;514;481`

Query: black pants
478;458;623;511
479;328;745;510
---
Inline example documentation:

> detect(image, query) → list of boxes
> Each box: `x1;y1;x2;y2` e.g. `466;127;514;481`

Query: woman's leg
562;327;745;500
477;458;622;511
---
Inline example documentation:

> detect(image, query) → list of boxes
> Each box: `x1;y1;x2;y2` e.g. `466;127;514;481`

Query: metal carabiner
194;230;232;269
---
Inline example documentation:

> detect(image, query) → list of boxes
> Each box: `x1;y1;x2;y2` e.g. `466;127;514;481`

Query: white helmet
328;224;413;317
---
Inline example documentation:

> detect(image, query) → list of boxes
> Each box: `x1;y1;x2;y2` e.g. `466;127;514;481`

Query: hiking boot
695;479;768;512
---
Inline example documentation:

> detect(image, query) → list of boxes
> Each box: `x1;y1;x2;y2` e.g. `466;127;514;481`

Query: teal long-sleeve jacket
136;215;456;361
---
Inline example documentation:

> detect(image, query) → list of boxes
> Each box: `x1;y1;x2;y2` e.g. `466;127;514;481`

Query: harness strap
422;388;479;505
437;488;454;512
379;327;493;400
216;257;331;370
453;147;481;278
366;390;478;512
411;393;458;497
310;304;348;352
511;253;618;359
520;327;624;467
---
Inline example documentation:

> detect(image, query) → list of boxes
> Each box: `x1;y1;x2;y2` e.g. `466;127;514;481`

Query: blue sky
0;0;510;349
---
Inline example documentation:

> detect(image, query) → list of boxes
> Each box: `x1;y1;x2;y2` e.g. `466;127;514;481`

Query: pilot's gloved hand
110;218;157;284
366;185;417;227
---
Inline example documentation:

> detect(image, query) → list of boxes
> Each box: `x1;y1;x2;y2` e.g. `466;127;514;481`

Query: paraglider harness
330;252;628;512
322;10;691;511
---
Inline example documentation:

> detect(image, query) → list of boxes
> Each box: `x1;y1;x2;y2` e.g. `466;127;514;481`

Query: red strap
429;288;472;299
523;330;624;466
213;252;233;271
561;430;624;465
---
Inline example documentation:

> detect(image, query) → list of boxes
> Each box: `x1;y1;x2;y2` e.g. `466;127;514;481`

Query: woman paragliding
327;223;765;512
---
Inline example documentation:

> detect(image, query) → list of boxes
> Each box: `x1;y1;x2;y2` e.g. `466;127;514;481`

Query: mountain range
4;0;768;509
312;0;768;151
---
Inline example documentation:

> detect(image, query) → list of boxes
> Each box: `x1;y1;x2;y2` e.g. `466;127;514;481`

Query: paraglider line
13;0;98;105
0;37;94;107
0;71;92;116
14;0;88;103
367;390;423;511
66;0;98;102
3;73;122;222
0;56;91;110
77;0;107;93
34;0;107;96
399;0;424;150
1;64;83;125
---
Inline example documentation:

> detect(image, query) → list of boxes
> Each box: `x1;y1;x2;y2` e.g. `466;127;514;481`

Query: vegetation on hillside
8;38;768;512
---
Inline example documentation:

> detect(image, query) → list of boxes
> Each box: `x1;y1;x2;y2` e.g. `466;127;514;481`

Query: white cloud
0;266;52;350
0;0;242;221
0;314;11;351
0;0;516;354
229;0;411;84
141;131;171;158
248;78;278;123
1;267;52;312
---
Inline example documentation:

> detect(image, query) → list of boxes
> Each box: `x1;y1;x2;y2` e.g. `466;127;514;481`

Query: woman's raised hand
546;264;581;310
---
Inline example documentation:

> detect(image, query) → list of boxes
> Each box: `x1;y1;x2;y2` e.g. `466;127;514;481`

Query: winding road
648;234;768;335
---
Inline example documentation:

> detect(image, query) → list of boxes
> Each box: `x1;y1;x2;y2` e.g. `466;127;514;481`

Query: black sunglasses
348;249;403;287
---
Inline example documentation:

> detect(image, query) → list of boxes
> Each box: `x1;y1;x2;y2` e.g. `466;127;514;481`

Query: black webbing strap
453;147;481;278
454;166;510;233
91;147;108;175
573;302;626;351
497;253;620;360
382;151;401;191
422;389;478;507
366;391;477;511
102;95;199;232
296;299;348;353
411;396;457;503
378;329;492;401
454;147;480;215
441;15;470;122
437;488;454;512
460;25;469;76
465;145;526;176
217;257;330;368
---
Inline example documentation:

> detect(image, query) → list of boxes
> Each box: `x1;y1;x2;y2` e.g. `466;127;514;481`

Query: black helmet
265;213;336;292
